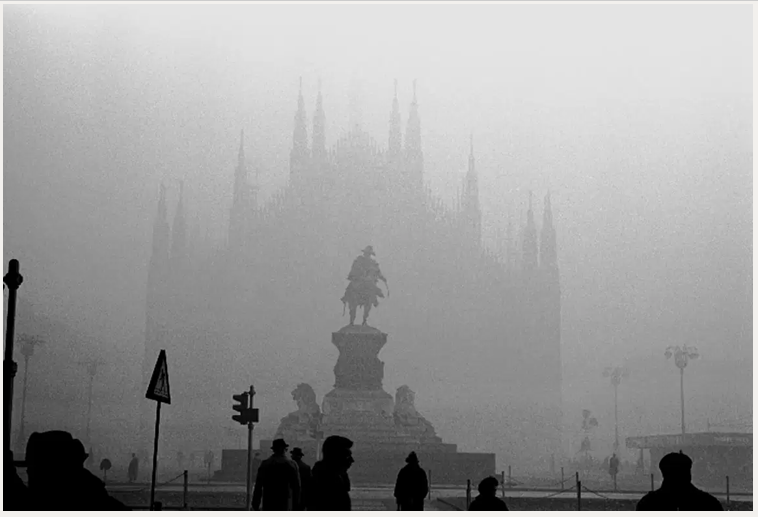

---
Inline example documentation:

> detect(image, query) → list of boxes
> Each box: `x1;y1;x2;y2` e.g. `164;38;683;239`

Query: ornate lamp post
15;334;45;451
665;345;699;436
602;366;629;454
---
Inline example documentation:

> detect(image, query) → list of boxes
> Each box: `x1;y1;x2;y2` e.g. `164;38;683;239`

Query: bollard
650;473;654;492
508;465;512;487
183;470;189;510
561;467;565;490
501;470;505;497
576;480;581;511
428;469;432;501
466;479;472;510
726;475;730;509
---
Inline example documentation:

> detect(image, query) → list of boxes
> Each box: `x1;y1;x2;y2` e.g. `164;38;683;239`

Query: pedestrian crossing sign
146;349;171;404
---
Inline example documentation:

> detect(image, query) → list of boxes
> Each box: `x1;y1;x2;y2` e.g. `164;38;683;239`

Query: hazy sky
3;4;752;452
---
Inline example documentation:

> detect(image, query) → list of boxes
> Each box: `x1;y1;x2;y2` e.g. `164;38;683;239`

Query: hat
322;435;353;457
361;246;375;256
478;476;499;493
406;451;419;464
659;451;692;477
291;447;304;458
271;439;289;451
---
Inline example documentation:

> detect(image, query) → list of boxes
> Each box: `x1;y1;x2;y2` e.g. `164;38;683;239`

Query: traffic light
232;390;260;425
232;392;249;425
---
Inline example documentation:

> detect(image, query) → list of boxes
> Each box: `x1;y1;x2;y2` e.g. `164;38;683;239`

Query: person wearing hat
290;447;312;510
25;430;127;511
309;435;354;511
252;438;302;511
468;476;509;511
636;451;722;511
393;451;429;510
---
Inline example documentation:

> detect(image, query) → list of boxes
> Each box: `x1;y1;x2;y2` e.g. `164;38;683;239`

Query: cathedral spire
540;191;557;268
389;79;402;157
523;190;538;271
312;78;326;160
290;77;309;183
404;79;424;189
171;180;187;262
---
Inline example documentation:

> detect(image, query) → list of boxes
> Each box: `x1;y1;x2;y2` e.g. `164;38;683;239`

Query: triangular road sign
146;349;171;404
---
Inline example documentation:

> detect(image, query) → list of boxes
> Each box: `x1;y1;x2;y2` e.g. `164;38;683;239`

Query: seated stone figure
274;384;322;442
393;385;441;442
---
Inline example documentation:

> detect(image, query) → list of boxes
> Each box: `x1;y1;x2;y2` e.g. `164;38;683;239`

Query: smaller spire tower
522;191;539;271
389;79;402;157
229;130;248;249
171;180;187;263
312;78;326;160
290;77;309;183
463;134;481;246
404;80;424;192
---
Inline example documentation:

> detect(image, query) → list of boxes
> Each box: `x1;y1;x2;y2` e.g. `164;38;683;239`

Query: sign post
146;350;171;511
232;385;259;510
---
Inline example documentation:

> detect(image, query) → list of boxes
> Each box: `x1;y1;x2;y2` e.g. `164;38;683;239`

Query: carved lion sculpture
393;385;438;439
273;383;322;441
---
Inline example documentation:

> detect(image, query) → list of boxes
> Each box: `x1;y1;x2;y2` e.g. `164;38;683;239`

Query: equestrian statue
341;245;389;326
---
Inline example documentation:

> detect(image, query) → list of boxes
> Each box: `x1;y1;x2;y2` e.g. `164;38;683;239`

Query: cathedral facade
139;81;563;472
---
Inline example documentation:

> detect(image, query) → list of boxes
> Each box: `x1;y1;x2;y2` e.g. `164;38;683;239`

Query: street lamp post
665;345;699;436
603;366;629;454
16;334;45;451
3;259;24;454
79;358;105;444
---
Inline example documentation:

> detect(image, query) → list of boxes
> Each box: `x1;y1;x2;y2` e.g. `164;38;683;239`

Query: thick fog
3;4;751;470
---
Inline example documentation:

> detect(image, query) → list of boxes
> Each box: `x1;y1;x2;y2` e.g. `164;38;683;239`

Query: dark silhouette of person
127;453;139;483
25;430;128;511
5;448;30;510
468;476;509;511
252;438;301;511
609;453;620;489
309;435;354;511
393;451;429;510
636;451;723;511
290;447;312;510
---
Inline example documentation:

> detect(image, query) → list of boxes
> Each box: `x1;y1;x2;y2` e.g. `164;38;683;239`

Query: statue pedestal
322;325;396;436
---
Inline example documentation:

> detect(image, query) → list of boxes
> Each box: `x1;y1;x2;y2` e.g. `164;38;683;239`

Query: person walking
393;451;429;510
609;453;620;491
127;453;139;483
25;430;127;511
252;439;301;511
309;435;354;511
290;447;312;510
636;452;722;511
468;476;509;511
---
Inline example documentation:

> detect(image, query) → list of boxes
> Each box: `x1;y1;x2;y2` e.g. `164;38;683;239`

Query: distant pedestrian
127;453;139;483
252;439;301;511
636;451;723;511
609;453;620;490
394;451;429;510
468;476;509;511
290;447;312;510
309;435;354;511
25;430;127;511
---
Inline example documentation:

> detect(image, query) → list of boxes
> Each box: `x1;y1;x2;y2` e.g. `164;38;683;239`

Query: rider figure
342;246;387;326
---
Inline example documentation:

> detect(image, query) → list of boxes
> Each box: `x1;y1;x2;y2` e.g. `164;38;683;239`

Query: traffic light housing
232;392;249;425
232;391;260;425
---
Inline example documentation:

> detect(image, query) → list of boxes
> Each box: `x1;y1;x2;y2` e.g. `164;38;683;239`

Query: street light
602;366;629;454
15;334;45;451
79;358;105;444
664;344;699;436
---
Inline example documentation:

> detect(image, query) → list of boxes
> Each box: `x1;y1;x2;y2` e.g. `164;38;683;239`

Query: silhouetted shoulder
635;491;658;511
468;496;508;511
697;490;723;511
